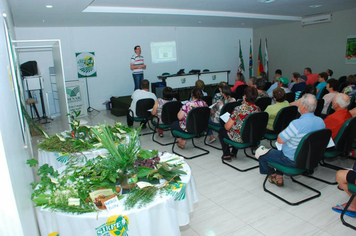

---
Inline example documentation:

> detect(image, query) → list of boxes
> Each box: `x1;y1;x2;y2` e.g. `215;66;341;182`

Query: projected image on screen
151;41;177;63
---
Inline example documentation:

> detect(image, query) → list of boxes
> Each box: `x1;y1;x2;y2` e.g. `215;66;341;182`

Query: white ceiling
8;0;356;28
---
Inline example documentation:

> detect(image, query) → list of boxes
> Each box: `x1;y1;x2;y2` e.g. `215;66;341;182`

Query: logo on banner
212;75;216;81
76;52;97;78
181;77;186;84
95;215;129;236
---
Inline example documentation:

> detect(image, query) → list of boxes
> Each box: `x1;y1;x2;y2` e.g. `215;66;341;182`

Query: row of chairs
129;97;356;230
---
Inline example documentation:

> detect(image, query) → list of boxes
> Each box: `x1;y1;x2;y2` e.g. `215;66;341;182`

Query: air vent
301;14;332;26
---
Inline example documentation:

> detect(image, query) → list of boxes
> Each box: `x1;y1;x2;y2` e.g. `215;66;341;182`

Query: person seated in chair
290;84;316;107
291;75;307;94
332;162;356;216
151;87;177;137
342;74;356;99
324;93;351;140
207;86;236;143
213;81;228;103
127;79;157;128
170;88;208;149
265;88;290;131
288;72;300;90
218;86;261;161
316;72;328;99
258;94;325;186
256;78;269;98
231;73;246;93
195;80;207;96
321;78;339;115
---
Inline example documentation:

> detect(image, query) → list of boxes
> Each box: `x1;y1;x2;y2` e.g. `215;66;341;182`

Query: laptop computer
176;69;185;75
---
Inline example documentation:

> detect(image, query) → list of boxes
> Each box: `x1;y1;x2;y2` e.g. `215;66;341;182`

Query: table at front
35;153;198;236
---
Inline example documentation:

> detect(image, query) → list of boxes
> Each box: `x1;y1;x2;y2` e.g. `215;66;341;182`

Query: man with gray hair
258;94;325;186
324;93;352;140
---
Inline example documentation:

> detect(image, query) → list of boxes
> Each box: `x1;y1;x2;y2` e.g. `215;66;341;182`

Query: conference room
1;0;356;235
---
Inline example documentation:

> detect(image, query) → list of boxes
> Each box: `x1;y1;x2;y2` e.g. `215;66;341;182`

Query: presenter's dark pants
133;73;143;91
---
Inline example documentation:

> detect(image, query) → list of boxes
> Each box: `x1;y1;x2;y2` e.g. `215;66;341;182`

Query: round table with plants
28;123;198;236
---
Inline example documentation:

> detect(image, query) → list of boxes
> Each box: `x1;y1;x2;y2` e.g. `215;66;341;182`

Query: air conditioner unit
301;14;332;26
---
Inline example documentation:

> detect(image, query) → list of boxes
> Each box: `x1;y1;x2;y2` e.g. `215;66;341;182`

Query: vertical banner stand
85;76;99;113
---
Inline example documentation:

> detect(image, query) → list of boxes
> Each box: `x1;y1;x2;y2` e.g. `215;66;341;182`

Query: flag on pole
237;40;245;73
257;39;264;76
249;39;253;78
264;38;269;77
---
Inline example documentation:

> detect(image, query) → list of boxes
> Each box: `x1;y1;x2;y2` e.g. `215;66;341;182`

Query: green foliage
26;158;38;167
137;149;158;159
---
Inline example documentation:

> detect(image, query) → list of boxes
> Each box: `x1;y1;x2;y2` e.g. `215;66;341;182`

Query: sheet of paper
181;100;188;104
327;138;335;148
209;103;216;109
147;108;153;112
220;112;230;123
275;141;283;151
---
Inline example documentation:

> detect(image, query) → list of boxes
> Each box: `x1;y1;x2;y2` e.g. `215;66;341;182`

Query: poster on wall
76;52;97;77
66;80;88;117
345;36;356;64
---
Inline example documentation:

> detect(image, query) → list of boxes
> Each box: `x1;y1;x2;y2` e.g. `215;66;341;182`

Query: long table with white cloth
35;152;198;236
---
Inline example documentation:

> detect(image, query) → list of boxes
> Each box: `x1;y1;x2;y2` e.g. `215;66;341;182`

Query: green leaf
137;166;154;178
26;158;38;167
137;149;158;159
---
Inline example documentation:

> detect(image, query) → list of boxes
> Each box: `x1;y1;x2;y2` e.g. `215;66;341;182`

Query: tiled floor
36;110;356;236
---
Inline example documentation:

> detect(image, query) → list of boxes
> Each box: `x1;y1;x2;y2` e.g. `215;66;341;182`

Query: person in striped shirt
258;94;325;186
130;45;146;91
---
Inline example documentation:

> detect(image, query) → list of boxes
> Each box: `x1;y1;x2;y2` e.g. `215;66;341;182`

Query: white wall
15;26;252;110
0;0;39;235
253;8;356;81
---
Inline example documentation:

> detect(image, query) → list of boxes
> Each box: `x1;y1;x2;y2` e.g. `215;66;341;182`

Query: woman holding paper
207;86;235;143
218;86;260;161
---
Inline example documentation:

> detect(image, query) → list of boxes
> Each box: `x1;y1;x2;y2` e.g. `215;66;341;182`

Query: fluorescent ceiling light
258;0;275;3
83;6;301;21
46;5;53;9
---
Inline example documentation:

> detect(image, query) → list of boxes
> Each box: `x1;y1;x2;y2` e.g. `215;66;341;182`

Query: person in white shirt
127;79;157;128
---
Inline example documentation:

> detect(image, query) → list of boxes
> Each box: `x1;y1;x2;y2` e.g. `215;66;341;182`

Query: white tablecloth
38;148;109;170
35;153;198;236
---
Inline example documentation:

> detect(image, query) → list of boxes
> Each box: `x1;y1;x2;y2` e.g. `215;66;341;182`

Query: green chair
128;98;155;135
203;101;240;150
314;98;325;117
263;129;332;205
264;106;298;148
348;93;356;110
223;111;268;172
320;117;356;173
255;96;272;111
151;101;182;146
340;183;356;230
171;107;210;159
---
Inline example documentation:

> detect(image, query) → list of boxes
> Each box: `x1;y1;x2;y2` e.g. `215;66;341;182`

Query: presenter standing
130;45;146;91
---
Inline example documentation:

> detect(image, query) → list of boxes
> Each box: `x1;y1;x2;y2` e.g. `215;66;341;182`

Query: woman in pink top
231;72;246;92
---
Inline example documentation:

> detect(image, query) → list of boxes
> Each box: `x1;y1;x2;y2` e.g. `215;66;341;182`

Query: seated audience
151;87;177;137
321;78;339;115
265;88;290;131
276;77;290;94
258;71;269;82
304;67;319;85
291;75;307;94
256;78;269;98
127;79;157;128
258;94;325;186
342;74;356;99
218;87;261;161
324;93;351;140
170;88;208;149
326;69;333;80
332;162;356;216
207;86;236;143
231;73;246;93
213;81;228;103
350;107;356;117
288;72;300;90
316;72;328;99
267;69;282;96
248;76;257;87
290;84;316;107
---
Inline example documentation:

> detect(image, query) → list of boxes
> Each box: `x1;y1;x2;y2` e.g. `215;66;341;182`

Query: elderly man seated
324;93;352;140
258;94;325;186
